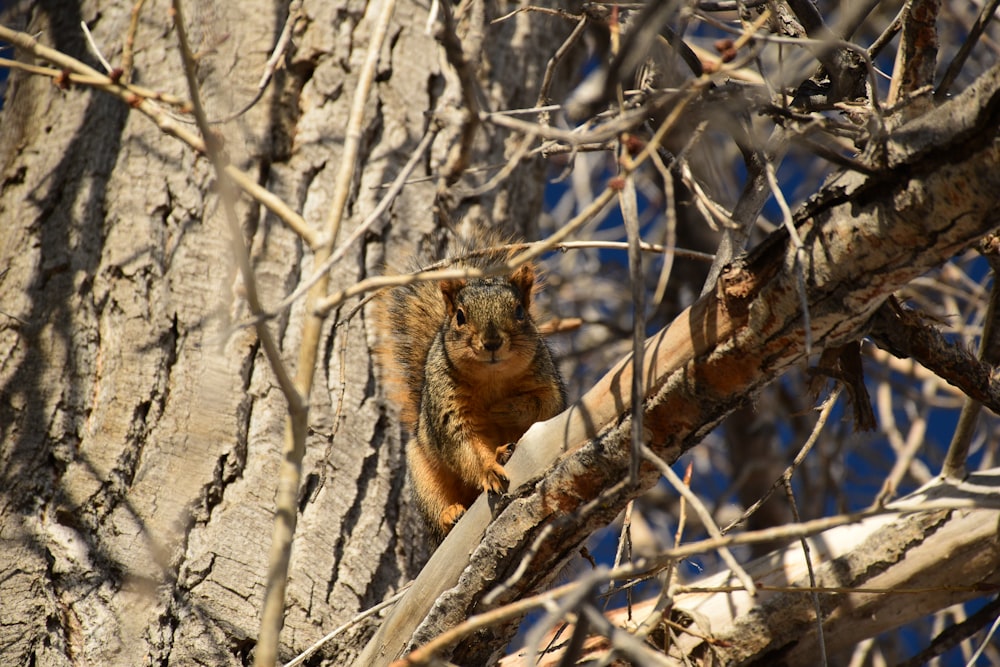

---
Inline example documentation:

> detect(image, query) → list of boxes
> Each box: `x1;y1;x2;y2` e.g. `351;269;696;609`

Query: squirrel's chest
454;379;554;444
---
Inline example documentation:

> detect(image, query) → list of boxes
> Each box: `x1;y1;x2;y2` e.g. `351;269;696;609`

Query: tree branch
869;300;1000;416
361;61;1000;666
499;469;1000;666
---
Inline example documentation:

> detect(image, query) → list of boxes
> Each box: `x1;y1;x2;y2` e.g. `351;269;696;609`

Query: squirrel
374;234;566;536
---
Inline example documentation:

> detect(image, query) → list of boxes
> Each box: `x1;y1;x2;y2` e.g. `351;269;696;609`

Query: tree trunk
4;1;1000;666
0;0;563;664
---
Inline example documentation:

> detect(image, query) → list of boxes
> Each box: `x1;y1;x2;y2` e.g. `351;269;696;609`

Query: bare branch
254;0;398;661
869;300;1000;416
363;61;1000;666
942;261;1000;477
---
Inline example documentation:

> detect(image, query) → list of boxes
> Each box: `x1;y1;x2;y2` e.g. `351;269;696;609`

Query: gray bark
0;0;563;664
4;1;1000;666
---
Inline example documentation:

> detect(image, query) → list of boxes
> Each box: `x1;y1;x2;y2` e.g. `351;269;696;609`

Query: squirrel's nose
483;337;503;352
482;325;504;352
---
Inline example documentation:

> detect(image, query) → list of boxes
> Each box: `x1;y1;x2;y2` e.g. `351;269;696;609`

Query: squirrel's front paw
482;462;510;495
495;442;515;465
440;503;466;531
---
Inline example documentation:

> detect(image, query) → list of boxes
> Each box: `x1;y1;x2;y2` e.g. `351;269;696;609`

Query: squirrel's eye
514;305;526;321
455;308;466;326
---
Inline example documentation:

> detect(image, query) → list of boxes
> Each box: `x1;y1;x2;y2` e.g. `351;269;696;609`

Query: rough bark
1;3;285;664
0;0;565;664
4;2;1000;666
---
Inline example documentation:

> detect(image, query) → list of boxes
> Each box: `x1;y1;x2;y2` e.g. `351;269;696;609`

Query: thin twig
399;570;608;667
642;445;758;596
723;386;843;534
895;595;1000;667
321;1;396;251
876;380;933;505
281;127;436;316
80;21;113;72
484;103;651;146
782;476;828;667
0;51;189;108
506;83;708;271
434;0;480;182
619;169;646;484
556;240;713;261
491;5;582;25
121;0;147;83
763;157;813;356
963;604;1000;667
210;0;300;124
677;583;997;595
634;462;690;641
699;120;780;297
936;0;1000;100
942;261;1000;478
537;16;587;108
579;603;675;666
462;128;537;198
490;103;562;116
0;27;317;247
169;1;297;399
169;4;307;667
304;239;712;323
483;479;632;609
253;0;397;662
608;500;634;618
867;5;903;61
480;524;555;608
677;157;736;230
283;586;410;667
648;148;677;307
699;10;885;115
399;492;1000;666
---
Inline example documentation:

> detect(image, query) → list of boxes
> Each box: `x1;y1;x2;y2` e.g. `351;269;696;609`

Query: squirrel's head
439;264;537;366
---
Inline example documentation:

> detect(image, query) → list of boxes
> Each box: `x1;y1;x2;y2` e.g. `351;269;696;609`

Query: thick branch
362;62;1000;665
869;301;1000;415
683;471;1000;664
499;469;1000;666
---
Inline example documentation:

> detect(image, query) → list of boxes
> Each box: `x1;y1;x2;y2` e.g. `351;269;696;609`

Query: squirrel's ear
509;263;535;308
439;279;465;315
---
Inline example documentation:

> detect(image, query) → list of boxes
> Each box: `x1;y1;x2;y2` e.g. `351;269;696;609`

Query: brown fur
373;235;565;536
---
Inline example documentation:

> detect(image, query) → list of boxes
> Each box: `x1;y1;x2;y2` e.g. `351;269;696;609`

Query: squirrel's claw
495;442;515;465
440;503;466;531
483;462;509;495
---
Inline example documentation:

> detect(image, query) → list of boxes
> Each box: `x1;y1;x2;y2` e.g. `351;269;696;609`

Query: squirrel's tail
373;275;444;429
